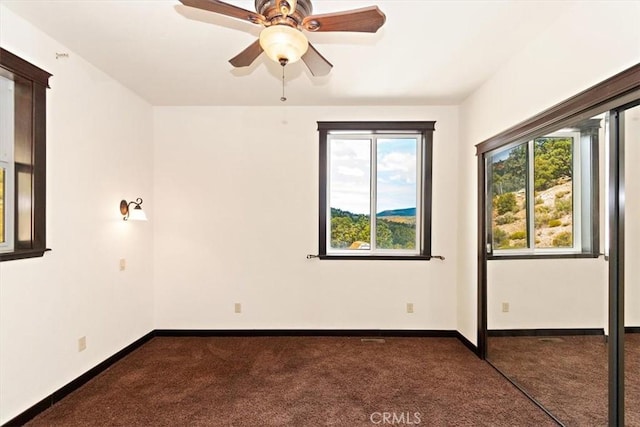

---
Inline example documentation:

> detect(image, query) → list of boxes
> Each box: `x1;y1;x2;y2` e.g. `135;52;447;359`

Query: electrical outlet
502;302;510;313
119;258;126;271
406;303;414;314
78;336;87;352
234;303;242;314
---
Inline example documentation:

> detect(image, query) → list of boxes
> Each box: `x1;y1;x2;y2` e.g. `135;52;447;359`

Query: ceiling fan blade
229;39;264;67
301;44;333;76
302;6;386;33
179;0;265;25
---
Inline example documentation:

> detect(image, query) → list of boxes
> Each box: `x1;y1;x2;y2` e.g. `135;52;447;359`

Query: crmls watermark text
369;412;422;425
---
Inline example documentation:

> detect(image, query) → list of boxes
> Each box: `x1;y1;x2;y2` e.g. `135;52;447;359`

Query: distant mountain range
377;207;416;217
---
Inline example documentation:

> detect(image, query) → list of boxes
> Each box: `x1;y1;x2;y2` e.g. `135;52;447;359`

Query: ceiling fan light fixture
259;25;309;65
279;0;297;16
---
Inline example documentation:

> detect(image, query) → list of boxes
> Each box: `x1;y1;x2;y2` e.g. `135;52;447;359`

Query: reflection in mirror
488;121;598;256
486;113;609;425
624;104;639;425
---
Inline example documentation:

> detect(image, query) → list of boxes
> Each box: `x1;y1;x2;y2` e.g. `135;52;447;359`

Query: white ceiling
2;0;577;106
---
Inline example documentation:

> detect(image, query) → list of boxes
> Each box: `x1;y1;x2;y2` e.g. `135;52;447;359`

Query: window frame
0;48;51;262
317;121;435;260
485;117;601;259
484;114;607;260
0;75;15;252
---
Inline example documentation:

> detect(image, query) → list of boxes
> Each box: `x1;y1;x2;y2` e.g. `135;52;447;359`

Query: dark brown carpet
488;334;640;427
24;337;554;426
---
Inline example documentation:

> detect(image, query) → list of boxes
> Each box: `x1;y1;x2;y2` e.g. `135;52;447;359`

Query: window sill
319;255;433;261
488;252;600;261
0;248;51;262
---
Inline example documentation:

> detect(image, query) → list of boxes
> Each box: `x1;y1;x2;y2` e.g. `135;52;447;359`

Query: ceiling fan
178;0;386;76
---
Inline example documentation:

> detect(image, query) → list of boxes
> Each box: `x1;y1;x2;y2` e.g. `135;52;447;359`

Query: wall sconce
120;198;147;221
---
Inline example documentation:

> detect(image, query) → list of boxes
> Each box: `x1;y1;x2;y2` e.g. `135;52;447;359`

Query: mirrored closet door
485;113;609;425
622;103;639;425
477;64;639;426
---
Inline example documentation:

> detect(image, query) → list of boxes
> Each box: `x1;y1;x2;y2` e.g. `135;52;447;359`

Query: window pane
490;143;528;250
329;139;371;250
376;138;417;249
14;77;33;166
533;136;573;248
17;169;32;243
0;167;4;243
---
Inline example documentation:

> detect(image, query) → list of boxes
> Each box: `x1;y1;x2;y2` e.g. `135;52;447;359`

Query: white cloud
330;139;370;161
337;166;366;177
378;152;416;184
328;138;418;213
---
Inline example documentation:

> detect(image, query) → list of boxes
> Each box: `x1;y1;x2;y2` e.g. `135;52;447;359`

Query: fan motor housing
255;0;313;22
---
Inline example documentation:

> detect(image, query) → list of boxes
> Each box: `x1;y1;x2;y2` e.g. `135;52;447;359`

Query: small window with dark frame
0;48;51;262
318;122;435;260
486;115;602;257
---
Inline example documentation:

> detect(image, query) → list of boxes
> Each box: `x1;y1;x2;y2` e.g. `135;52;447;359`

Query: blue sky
329;138;418;215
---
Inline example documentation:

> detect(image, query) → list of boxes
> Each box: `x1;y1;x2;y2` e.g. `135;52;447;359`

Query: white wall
487;259;607;330
0;6;154;424
153;106;459;330
458;1;640;341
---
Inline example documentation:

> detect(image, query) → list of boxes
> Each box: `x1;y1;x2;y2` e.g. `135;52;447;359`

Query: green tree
491;144;527;194
355;216;370;243
534;137;572;191
331;216;356;248
376;220;393;248
331;208;417;249
385;220;415;249
495;192;517;215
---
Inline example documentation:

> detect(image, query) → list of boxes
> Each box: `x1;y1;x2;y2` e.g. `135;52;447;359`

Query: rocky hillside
493;180;573;249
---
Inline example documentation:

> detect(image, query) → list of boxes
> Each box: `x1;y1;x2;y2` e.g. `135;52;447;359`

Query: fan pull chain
280;62;287;102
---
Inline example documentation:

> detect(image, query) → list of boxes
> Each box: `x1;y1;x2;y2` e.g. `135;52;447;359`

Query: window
486;116;601;257
317;121;434;259
0;48;51;262
0;75;15;252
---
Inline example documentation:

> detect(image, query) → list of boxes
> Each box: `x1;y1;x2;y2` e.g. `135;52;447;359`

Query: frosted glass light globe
259;25;309;65
128;206;147;221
